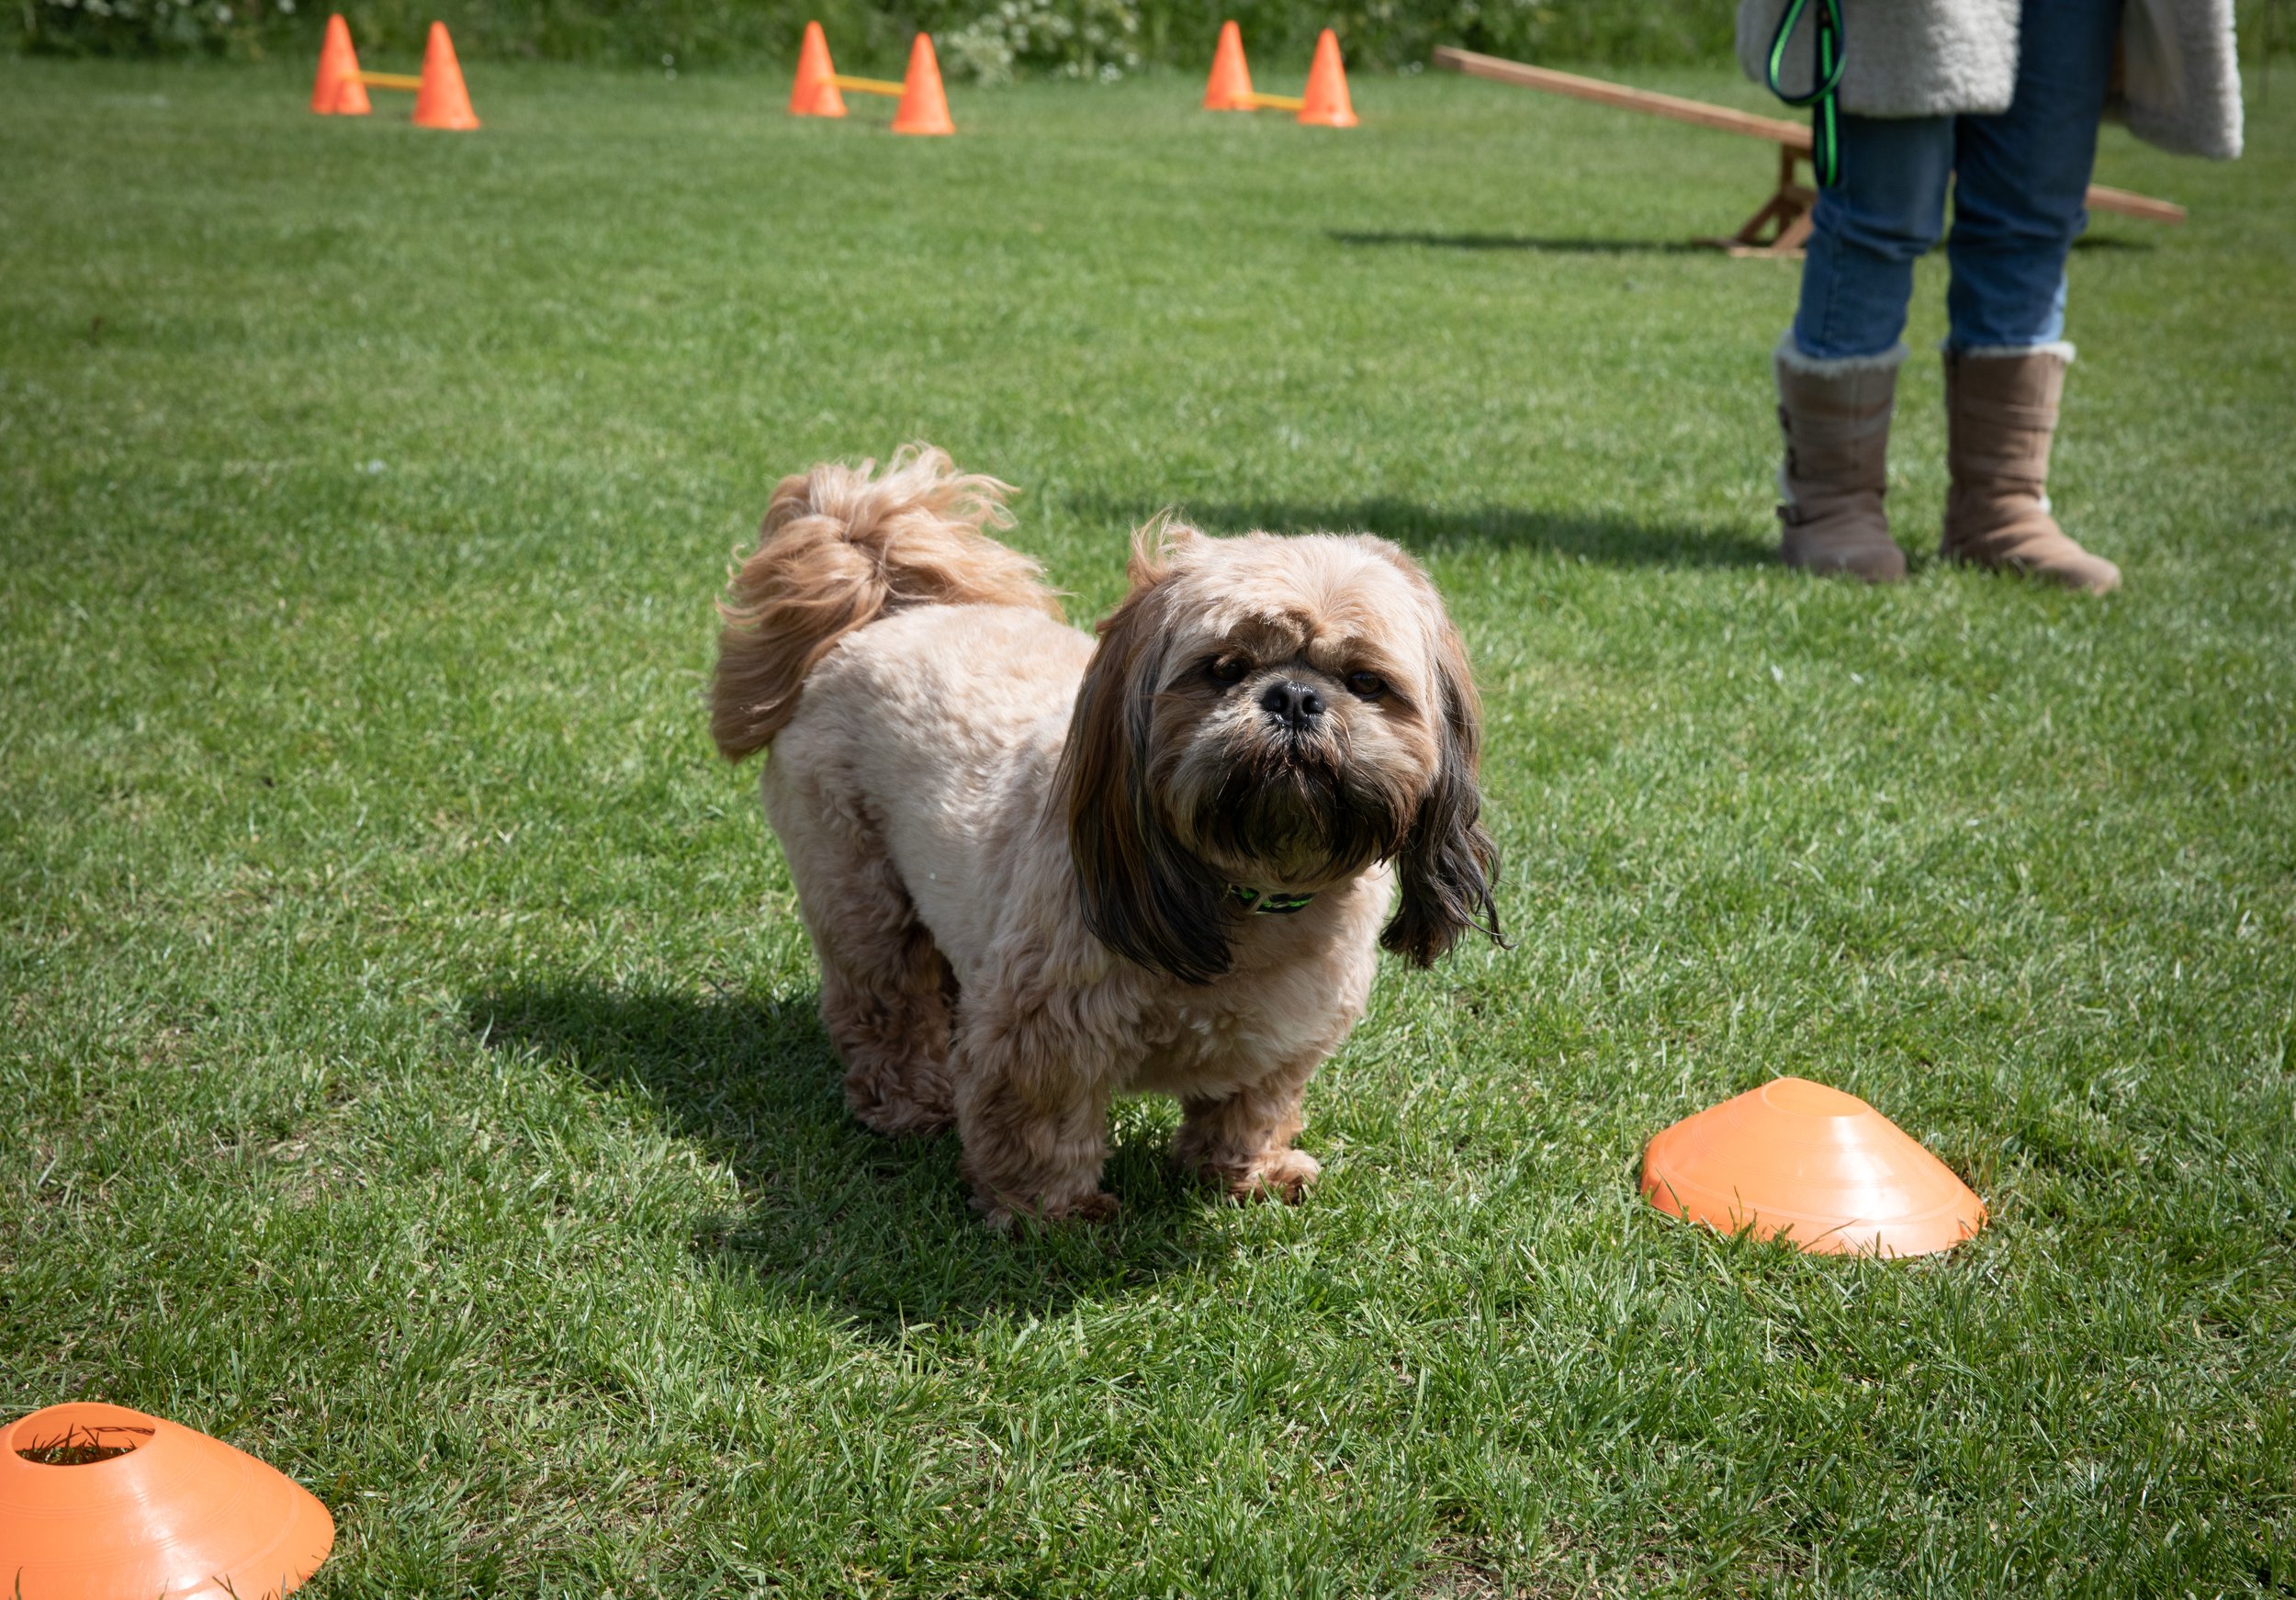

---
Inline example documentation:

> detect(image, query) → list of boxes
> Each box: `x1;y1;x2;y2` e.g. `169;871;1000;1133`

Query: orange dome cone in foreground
1641;1077;1986;1257
790;20;848;118
0;1402;334;1599
890;33;955;136
1203;20;1254;110
411;21;481;130
1296;28;1357;127
310;13;370;115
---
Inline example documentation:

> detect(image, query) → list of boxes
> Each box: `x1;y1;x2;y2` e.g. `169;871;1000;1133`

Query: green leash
1765;0;1846;188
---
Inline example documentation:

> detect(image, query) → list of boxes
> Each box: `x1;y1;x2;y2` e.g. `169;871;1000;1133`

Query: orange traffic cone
1297;28;1356;127
790;20;848;118
890;33;954;136
311;13;370;115
411;21;481;130
1202;20;1253;111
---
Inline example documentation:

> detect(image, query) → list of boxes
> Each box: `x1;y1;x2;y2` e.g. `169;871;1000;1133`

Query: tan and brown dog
712;446;1501;1223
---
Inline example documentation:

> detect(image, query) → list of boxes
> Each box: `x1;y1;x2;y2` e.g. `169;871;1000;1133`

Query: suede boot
1941;345;2121;594
1772;337;1908;583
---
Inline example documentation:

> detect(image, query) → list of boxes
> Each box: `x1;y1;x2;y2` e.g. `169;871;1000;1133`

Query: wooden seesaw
1430;45;2184;258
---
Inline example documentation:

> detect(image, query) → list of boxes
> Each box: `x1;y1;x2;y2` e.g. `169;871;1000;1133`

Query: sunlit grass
4;55;2292;1595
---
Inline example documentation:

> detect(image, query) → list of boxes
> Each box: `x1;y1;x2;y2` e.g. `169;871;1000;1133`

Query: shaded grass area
4;56;2294;1595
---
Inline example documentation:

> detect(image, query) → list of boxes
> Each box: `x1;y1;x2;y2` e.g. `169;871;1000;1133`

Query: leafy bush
16;0;1738;73
17;0;913;65
1138;0;1734;73
945;0;1143;84
25;0;280;57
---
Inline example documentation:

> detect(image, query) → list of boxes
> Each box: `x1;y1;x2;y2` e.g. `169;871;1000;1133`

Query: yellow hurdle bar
352;71;425;89
827;73;906;96
1243;91;1305;110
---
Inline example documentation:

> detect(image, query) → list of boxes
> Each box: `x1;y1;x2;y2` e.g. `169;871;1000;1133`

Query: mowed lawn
4;50;2293;1595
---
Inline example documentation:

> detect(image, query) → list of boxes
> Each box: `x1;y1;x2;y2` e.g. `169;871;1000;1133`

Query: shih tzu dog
711;446;1501;1223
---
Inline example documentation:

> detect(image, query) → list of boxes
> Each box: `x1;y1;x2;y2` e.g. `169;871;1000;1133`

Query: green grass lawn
4;51;2293;1596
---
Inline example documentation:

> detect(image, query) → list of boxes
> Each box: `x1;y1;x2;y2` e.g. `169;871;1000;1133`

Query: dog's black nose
1260;680;1324;731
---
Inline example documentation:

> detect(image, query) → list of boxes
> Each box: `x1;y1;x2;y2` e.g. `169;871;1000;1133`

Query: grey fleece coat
1737;0;2244;158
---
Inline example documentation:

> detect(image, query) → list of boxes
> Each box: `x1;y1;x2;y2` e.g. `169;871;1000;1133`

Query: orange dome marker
790;20;848;118
1203;20;1255;110
1296;28;1357;127
310;13;371;116
411;21;481;130
889;33;955;136
0;1402;334;1599
1640;1077;1986;1257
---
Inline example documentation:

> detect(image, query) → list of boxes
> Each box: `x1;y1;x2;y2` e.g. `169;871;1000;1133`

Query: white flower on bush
946;0;1141;84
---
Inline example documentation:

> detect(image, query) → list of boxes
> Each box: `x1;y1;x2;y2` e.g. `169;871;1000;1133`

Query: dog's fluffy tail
710;445;1062;761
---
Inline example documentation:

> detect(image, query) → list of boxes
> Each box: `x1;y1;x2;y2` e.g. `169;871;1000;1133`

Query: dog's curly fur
712;445;1501;1223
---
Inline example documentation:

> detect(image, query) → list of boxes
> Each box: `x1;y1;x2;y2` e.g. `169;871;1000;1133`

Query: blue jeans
1791;0;2122;359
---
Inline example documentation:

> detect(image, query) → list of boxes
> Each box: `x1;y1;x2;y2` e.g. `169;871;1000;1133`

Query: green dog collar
1228;885;1315;916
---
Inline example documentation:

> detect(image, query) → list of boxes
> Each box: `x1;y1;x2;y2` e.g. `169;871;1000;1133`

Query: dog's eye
1209;657;1248;685
1346;670;1387;699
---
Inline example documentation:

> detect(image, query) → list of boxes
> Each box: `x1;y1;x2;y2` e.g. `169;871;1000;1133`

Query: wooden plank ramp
1430;45;2185;254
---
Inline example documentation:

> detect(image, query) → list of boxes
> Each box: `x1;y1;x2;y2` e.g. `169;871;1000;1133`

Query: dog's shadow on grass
466;981;1218;1338
1072;492;1771;570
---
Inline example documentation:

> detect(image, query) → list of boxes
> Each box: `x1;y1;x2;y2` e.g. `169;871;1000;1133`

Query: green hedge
20;0;2280;84
16;0;1739;76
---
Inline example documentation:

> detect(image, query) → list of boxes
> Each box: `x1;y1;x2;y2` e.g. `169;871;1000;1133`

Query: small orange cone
790;20;848;118
311;13;370;116
1640;1077;1987;1258
1297;28;1356;127
890;33;954;136
411;21;481;130
1202;20;1254;111
0;1402;334;1599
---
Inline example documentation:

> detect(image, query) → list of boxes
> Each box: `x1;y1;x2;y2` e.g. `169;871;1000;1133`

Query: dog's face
1059;525;1501;984
1153;536;1444;890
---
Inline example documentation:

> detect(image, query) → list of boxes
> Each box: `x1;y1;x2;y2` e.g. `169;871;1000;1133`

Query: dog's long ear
1381;617;1503;967
1057;526;1232;985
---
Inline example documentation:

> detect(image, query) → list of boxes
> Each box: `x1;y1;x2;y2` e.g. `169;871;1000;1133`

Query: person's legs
1944;0;2121;349
1794;113;1956;359
1937;0;2124;592
1773;113;1953;580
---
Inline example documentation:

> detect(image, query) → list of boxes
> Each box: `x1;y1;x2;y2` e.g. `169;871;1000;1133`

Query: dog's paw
1229;1148;1322;1204
845;1084;957;1140
1064;1190;1121;1223
972;1189;1120;1229
852;1101;958;1139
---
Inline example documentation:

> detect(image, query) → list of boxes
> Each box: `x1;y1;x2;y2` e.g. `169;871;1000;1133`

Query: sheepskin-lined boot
1773;338;1908;583
1941;345;2121;594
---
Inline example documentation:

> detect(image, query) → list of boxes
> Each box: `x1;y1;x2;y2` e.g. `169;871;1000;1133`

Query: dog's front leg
1173;1054;1326;1203
951;987;1123;1225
